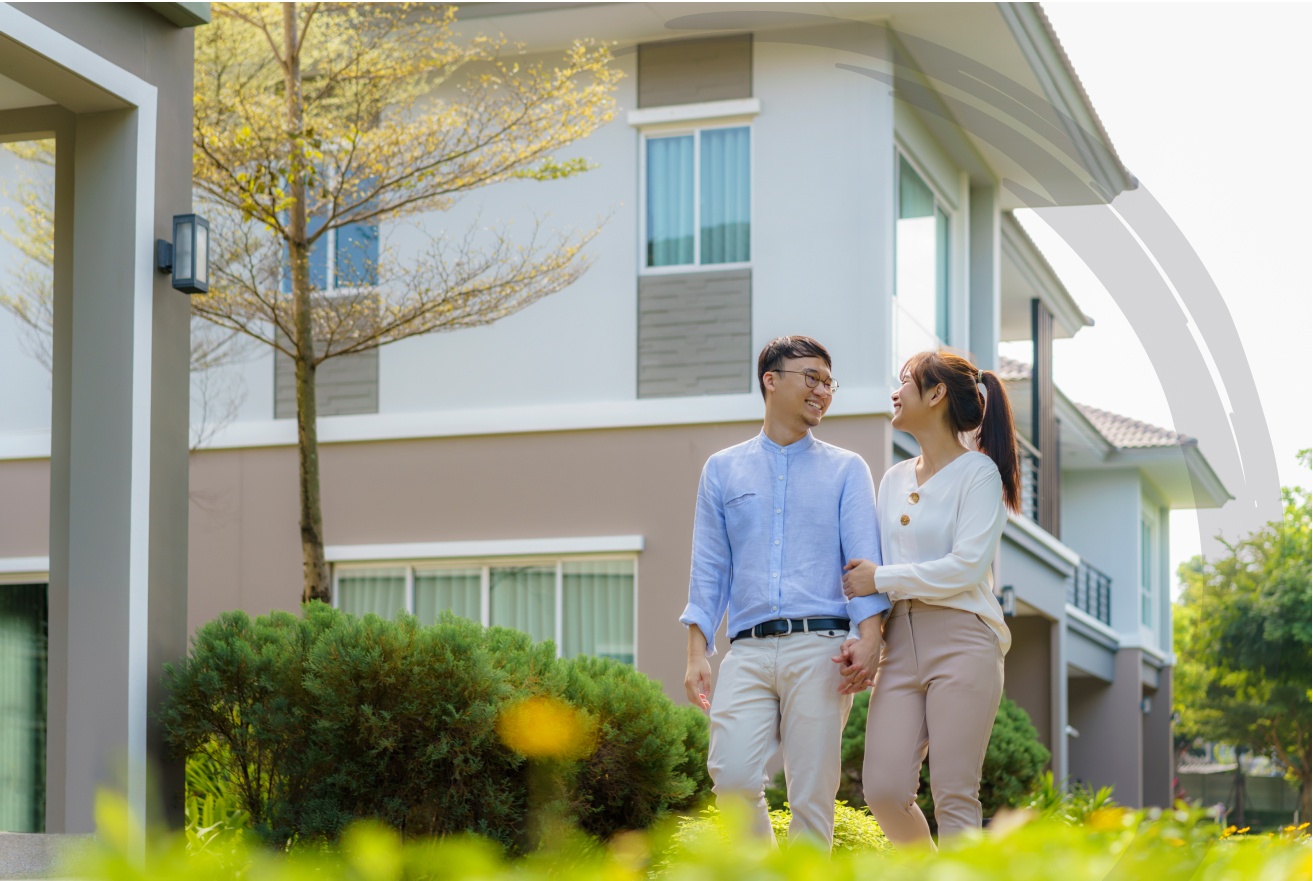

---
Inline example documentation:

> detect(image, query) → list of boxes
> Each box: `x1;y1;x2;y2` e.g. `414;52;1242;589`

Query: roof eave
996;2;1137;200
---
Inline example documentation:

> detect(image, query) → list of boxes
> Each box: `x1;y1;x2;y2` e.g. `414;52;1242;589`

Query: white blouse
874;451;1011;654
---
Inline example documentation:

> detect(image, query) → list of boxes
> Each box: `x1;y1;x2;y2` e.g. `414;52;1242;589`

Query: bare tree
190;3;620;602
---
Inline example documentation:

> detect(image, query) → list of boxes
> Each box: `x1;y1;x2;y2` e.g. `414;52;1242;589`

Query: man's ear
762;370;778;395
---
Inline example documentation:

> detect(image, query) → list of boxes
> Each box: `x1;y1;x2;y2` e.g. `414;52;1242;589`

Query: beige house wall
187;414;893;701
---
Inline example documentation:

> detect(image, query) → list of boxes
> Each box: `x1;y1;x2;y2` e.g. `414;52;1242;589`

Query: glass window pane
337;567;406;619
336;223;378;287
562;560;635;664
0;584;47;832
895;157;944;374
415;567;481;626
700;127;750;264
646;135;694;267
489;566;556;645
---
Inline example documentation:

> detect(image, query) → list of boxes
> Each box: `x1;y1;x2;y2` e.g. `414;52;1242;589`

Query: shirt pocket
723;491;761;532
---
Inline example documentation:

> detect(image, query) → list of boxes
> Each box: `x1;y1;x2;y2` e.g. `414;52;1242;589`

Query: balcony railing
1016;433;1041;526
1070;559;1112;625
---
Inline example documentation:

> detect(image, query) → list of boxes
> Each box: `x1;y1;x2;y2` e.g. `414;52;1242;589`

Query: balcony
1070;558;1112;625
1017;433;1041;525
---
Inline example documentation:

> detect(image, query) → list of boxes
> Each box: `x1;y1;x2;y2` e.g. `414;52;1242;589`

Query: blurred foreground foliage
71;790;1310;881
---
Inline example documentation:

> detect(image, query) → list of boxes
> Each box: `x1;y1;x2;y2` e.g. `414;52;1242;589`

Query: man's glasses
774;369;839;394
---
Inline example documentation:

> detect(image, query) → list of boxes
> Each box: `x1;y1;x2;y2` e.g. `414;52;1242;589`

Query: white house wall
1062;469;1142;635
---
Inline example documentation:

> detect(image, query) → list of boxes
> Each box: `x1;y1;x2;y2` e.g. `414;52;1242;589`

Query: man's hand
831;617;883;694
685;624;713;710
841;558;879;599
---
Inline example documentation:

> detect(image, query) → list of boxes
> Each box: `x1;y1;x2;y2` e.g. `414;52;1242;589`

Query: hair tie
976;370;984;384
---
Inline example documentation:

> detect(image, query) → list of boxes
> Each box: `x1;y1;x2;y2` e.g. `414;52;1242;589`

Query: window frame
331;553;640;663
1139;514;1156;629
638;119;754;275
892;148;954;371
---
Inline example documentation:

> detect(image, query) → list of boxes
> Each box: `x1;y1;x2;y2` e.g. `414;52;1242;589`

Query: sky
1003;2;1312;584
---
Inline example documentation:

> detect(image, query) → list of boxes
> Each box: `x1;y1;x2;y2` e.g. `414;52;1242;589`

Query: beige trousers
863;600;1004;845
708;630;853;845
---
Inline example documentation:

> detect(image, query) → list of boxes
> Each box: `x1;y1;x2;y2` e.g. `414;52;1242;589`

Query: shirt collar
757;429;816;455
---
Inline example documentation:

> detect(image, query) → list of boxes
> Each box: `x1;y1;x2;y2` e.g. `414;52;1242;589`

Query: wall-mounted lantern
998;584;1016;617
156;214;209;294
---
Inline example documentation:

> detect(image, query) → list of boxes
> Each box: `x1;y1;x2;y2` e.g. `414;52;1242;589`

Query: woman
841;349;1020;846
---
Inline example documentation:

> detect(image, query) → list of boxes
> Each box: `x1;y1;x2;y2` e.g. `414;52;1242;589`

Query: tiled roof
996;355;1031;382
993;355;1193;449
1075;404;1195;449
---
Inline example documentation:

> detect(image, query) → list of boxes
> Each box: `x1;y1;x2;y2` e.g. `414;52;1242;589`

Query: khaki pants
863;600;1004;845
708;630;853;845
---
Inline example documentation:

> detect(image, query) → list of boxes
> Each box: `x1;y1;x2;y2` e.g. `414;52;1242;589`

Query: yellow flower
497;695;597;761
1087;808;1129;832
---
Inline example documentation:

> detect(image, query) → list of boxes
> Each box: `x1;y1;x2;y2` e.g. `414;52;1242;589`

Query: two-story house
0;2;1231;827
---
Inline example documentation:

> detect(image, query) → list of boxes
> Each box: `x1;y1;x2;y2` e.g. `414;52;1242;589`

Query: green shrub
162;605;707;849
559;655;708;839
769;692;1050;828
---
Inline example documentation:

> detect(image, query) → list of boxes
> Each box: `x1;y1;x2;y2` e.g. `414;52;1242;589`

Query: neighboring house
0;1;205;833
992;355;1228;807
0;1;1232;829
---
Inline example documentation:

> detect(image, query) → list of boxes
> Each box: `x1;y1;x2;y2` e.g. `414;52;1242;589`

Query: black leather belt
731;617;850;642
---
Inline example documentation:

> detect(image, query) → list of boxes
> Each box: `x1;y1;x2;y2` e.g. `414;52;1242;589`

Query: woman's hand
842;559;878;598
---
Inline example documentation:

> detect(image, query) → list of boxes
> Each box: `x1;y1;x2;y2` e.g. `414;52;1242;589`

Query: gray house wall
11;1;198;831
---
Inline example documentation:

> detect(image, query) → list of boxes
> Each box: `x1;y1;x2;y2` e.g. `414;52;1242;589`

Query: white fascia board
995;3;1134;201
1066;603;1119;645
327;535;645;563
0;385;894;457
627;98;760;127
1001;214;1091;339
1008;511;1082;567
0;556;50;576
1055;390;1114;459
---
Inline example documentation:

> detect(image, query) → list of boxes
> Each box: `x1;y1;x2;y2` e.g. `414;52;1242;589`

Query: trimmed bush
162;605;712;849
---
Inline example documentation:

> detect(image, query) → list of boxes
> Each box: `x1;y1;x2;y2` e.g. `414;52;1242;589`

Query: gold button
900;514;910;526
909;492;920;504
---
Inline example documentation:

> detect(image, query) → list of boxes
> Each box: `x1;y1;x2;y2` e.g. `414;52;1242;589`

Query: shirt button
778;475;784;480
900;514;911;526
772;572;779;578
909;492;920;504
771;605;778;612
775;508;782;514
774;539;780;545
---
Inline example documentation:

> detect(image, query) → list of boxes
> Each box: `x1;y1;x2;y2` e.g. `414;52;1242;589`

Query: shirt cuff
847;593;891;627
679;604;720;657
874;563;915;600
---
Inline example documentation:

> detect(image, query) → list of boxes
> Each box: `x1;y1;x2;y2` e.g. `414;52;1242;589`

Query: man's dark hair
756;336;832;399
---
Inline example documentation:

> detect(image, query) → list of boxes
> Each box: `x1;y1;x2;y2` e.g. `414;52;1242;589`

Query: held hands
841;558;879;599
831;631;882;694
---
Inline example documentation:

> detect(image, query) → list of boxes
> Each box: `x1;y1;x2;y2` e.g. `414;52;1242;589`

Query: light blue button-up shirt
680;430;890;654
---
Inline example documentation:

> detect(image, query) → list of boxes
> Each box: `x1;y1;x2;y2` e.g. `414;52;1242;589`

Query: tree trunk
283;2;330;603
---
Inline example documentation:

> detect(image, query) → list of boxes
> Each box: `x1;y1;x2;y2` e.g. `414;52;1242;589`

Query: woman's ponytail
977;370;1021;514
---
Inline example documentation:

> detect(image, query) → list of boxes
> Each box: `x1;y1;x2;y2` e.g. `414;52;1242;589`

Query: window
334;558;636;664
0;583;46;832
282;216;379;293
1140;516;1155;628
894;154;951;374
645;125;750;268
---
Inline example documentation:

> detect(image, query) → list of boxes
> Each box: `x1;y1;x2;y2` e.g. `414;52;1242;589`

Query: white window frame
638;120;755;276
1139;513;1156;630
331;553;640;664
893;146;955;358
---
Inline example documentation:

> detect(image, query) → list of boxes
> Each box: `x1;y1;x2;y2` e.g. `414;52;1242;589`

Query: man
680;335;890;846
